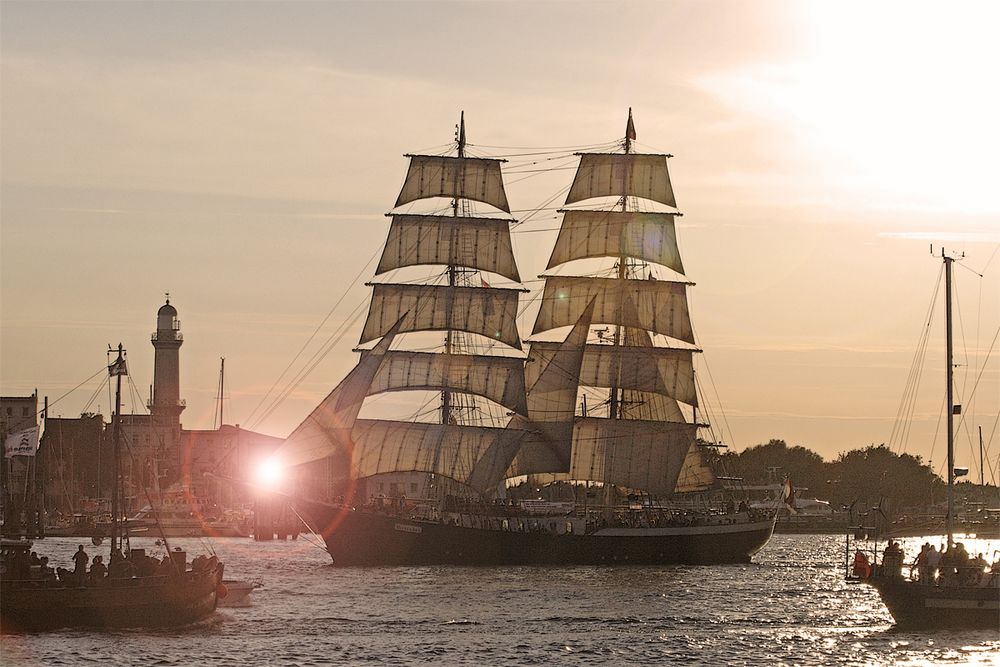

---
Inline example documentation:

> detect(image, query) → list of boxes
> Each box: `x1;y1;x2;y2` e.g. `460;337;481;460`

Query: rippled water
3;534;998;665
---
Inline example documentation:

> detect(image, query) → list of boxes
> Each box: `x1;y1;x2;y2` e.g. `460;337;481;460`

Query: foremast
280;113;530;498
524;109;715;497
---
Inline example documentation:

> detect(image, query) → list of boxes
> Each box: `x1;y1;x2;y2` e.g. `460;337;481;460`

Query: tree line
716;440;996;516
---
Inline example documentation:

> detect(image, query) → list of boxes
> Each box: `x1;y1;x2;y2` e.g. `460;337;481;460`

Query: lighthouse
150;295;185;429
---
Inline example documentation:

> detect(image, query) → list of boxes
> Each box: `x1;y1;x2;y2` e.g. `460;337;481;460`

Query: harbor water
2;534;998;666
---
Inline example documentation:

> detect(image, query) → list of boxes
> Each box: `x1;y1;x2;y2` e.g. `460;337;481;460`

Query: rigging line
243;243;384;427
978;243;999;275
471;140;620;151
251;300;369;431
505;165;581;175
79;376;109;416
39;366;109;415
952;323;999;442
510;185;573;228
887;265;942;454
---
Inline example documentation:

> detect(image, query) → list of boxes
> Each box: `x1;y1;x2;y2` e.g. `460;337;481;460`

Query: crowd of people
1;543;211;587
855;540;1000;586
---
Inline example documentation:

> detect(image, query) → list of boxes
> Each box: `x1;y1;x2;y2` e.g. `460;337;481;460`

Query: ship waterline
295;500;775;566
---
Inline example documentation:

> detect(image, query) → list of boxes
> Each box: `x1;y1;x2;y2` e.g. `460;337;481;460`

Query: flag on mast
108;356;128;376
625;107;637;141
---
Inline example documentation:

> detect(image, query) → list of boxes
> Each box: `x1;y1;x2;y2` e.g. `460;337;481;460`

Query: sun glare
705;1;1000;215
255;458;284;489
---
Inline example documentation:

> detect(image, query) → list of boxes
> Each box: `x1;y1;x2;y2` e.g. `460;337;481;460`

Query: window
5;408;10;416
410;482;417;494
22;407;29;417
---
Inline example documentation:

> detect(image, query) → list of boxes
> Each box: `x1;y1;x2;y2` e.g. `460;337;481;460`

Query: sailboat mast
944;251;955;548
110;344;125;554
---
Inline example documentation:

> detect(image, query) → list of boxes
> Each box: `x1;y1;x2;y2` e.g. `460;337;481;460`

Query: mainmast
944;250;955;548
527;110;710;496
441;112;466;426
608;109;635;420
109;344;127;554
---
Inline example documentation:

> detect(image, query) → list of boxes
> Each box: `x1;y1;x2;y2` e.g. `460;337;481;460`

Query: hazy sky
2;1;998;480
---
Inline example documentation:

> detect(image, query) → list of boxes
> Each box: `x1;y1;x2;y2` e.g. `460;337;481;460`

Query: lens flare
255;458;284;489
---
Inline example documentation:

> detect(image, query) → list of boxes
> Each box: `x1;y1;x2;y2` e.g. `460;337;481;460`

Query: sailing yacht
859;251;999;628
283;111;775;565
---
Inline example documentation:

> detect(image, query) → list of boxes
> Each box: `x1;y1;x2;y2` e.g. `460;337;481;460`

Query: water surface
3;534;997;665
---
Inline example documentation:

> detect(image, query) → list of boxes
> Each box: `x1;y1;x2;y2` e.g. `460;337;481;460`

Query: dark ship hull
297;500;774;566
868;576;1000;629
0;563;224;633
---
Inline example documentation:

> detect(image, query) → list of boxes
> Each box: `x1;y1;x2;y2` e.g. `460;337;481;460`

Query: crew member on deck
72;545;89;578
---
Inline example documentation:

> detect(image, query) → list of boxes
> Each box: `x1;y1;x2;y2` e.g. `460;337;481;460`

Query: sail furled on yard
361;283;522;349
565;153;675;207
278;318;404;468
532;276;693;344
378;214;520;282
350;420;526;491
569;418;696;496
395;155;510;213
365;350;527;415
546;210;684;275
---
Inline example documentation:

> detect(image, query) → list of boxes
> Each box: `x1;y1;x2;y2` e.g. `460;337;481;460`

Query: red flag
625;107;636;141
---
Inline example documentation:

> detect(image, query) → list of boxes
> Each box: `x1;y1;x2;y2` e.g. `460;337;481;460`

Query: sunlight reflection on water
1;534;997;666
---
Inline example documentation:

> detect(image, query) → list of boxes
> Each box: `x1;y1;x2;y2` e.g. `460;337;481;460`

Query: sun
255;458;285;489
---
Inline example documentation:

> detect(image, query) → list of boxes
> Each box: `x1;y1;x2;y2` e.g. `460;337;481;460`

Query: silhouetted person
72;545;89;578
89;555;107;582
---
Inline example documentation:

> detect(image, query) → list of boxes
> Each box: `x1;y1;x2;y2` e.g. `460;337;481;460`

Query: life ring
217;583;228;599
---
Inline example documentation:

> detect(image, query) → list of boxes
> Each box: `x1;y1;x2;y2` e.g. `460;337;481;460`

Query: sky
2;1;998;481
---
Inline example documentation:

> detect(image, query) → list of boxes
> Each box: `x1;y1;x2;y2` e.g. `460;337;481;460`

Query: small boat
1;345;225;632
849;250;1000;629
218;578;261;608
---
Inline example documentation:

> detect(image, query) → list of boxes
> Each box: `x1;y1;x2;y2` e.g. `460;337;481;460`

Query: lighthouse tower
150;295;185;430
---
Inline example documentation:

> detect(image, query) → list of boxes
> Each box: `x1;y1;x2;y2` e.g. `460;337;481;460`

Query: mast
442;112;465;426
528;110;706;496
109;344;126;554
215;357;225;430
944;250;954;549
608;109;634;421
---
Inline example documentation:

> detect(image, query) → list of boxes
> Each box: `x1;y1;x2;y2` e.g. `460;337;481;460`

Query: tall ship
283;111;775;565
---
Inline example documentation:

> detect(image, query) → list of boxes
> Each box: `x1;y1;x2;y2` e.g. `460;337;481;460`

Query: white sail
672;442;718;493
525;342;696;406
565;153;675;207
395;155;510;213
360;283;522;350
532;276;693;344
505;299;596;477
620;390;686;422
365;350;528;416
350;419;526;491
568;418;696;496
546;210;684;274
278;318;403;468
377;214;520;282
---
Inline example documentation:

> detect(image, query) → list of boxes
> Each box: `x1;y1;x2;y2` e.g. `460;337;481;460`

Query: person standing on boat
72;544;89;579
926;544;941;584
